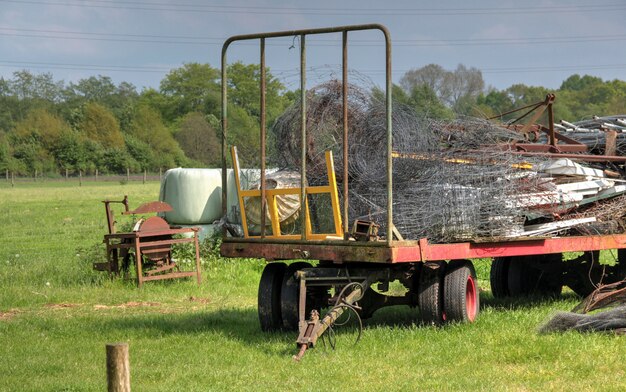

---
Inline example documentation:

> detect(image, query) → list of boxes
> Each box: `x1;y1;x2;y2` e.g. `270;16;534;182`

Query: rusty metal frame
221;24;394;245
221;233;626;264
98;197;202;287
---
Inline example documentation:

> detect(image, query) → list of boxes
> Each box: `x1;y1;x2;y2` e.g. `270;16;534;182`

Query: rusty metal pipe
260;38;267;238
342;31;349;238
384;27;393;245
300;34;307;240
221;41;229;237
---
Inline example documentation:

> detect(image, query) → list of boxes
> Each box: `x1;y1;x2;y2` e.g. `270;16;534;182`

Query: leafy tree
101;147;139;174
78;102;125;148
9;70;63;102
13;108;68;146
50;130;86;171
128;105;181;157
11;140;55;174
160;63;220;120
227;104;259;166
227;62;289;123
175;112;220;166
124;134;154;171
399;64;484;112
409;84;454;119
66;75;116;103
400;64;448;99
373;84;453;120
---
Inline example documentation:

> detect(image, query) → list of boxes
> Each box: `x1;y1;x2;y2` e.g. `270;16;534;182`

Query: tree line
1;62;624;176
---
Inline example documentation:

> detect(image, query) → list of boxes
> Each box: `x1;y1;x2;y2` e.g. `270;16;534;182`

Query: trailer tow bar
293;277;367;361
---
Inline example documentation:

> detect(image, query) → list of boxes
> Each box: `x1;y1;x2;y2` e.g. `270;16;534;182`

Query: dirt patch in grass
44;303;82;309
188;296;211;304
0;309;21;321
93;301;161;310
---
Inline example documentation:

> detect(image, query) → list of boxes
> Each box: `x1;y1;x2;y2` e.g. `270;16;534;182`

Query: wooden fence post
143;170;146;184
65;168;68;181
95;169;99;182
159;168;162;180
34;169;37;182
11;171;14;187
106;343;130;392
79;170;82;187
5;169;8;182
126;168;130;183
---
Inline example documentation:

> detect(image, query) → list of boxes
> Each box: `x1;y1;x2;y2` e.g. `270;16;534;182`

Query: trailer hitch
293;279;366;361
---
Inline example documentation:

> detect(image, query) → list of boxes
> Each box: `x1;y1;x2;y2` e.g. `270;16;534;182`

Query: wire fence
1;168;172;186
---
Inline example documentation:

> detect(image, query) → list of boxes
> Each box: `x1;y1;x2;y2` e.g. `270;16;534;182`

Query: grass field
1;181;625;391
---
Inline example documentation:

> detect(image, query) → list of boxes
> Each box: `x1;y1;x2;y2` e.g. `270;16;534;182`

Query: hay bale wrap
159;168;241;225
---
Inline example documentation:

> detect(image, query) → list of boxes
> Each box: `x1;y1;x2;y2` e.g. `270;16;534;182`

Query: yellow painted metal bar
231;146;343;241
304;193;313;238
246;233;333;241
267;194;281;236
241;187;331;196
306;186;332;194
391;151;534;170
325;150;343;236
230;146;250;238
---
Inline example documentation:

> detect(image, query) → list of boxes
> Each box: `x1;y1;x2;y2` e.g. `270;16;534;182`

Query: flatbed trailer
219;24;626;359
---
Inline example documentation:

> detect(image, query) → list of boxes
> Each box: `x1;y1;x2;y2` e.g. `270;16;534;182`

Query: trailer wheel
508;255;562;297
567;250;626;297
444;260;479;323
280;261;312;331
490;257;510;298
258;262;287;331
418;261;446;325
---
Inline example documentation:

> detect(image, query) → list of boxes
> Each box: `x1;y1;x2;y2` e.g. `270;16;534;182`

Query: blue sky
0;0;625;92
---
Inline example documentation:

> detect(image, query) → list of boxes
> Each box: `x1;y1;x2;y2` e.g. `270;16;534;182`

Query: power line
0;60;171;73
1;27;626;47
1;0;625;16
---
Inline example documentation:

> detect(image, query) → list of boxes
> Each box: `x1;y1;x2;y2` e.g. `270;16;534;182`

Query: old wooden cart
219;24;626;358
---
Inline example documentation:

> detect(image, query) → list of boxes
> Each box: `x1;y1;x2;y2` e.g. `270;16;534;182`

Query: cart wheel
608;249;626;283
567;250;626;297
258;262;287;331
280;261;312;331
490;257;510;298
418;261;446;325
507;255;562;297
444;260;479;323
508;256;537;296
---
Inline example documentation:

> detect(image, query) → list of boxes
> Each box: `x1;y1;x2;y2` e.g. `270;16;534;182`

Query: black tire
280;261;312;331
535;253;563;297
609;249;626;283
444;260;479;323
566;251;601;297
567;250;626;297
508;255;562;297
490;257;510;298
418;261;446;325
258;262;287;331
508;256;537;296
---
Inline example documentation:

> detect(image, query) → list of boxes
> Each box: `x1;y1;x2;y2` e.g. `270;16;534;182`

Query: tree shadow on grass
480;291;581;311
97;290;583;351
100;307;298;354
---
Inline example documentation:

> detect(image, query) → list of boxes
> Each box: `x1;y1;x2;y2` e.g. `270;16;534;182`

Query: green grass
1;182;625;391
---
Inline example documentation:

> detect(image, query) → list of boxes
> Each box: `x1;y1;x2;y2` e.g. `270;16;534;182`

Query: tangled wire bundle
270;80;611;242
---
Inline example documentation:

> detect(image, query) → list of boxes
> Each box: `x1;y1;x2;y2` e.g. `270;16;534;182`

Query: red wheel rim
466;275;477;322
